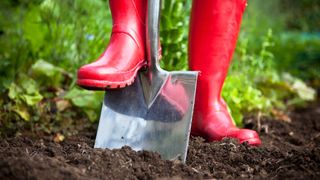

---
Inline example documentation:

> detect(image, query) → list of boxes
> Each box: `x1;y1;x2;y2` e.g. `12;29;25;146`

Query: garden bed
1;103;320;179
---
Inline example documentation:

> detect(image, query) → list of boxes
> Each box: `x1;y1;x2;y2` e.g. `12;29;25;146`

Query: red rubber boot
189;0;261;145
77;0;147;89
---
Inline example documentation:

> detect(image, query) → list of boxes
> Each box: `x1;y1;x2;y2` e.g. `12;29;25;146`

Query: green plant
272;32;320;81
280;0;320;32
160;0;191;71
224;29;316;126
0;0;110;135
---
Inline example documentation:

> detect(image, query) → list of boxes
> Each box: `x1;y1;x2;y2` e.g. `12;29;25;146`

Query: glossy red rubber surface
189;0;261;146
77;0;148;89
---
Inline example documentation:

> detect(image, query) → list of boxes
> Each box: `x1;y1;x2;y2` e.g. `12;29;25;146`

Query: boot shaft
188;0;247;76
109;0;147;41
188;0;247;102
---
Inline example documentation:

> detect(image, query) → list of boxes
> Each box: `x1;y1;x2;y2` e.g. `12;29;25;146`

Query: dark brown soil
1;103;320;179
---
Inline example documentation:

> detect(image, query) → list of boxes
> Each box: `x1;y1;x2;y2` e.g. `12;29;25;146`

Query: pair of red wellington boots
77;0;261;146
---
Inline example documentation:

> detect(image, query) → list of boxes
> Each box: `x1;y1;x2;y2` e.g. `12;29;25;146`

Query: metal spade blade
94;0;198;162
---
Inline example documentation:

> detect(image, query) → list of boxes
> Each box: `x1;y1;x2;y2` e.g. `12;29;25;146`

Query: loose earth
1;103;320;179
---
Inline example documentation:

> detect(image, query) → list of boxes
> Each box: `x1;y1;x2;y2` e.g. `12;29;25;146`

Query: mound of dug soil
1;103;320;179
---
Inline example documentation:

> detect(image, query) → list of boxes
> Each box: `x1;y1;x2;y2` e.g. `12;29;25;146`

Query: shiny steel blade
95;71;197;161
94;0;198;162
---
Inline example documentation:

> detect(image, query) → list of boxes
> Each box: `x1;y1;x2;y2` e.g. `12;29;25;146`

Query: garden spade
94;0;198;162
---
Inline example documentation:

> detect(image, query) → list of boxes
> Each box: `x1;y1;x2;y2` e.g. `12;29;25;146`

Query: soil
1;103;320;179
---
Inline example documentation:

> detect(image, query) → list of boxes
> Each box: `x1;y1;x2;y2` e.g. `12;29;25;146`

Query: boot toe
233;129;261;146
77;64;119;81
192;107;262;146
77;64;125;89
77;60;146;89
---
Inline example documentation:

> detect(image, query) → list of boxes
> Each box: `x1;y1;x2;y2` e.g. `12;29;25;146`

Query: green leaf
19;74;40;94
8;75;43;106
40;0;60;18
21;93;43;106
65;88;101;108
291;80;315;101
282;73;316;101
13;105;30;121
23;7;46;52
84;109;98;122
64;88;103;121
8;83;22;100
227;105;243;127
31;60;67;87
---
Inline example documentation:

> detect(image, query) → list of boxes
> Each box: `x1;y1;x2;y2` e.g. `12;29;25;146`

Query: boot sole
239;137;261;146
77;61;147;90
191;129;262;146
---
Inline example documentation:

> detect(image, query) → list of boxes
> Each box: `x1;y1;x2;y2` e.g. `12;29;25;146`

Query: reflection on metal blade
95;71;197;162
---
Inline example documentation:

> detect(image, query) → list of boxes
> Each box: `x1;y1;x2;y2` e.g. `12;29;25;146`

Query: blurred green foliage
280;0;320;32
224;29;316;125
273;32;320;81
0;0;109;135
159;0;191;71
0;0;318;135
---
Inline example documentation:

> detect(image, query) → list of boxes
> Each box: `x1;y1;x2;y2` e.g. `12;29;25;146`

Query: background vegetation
0;0;319;136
